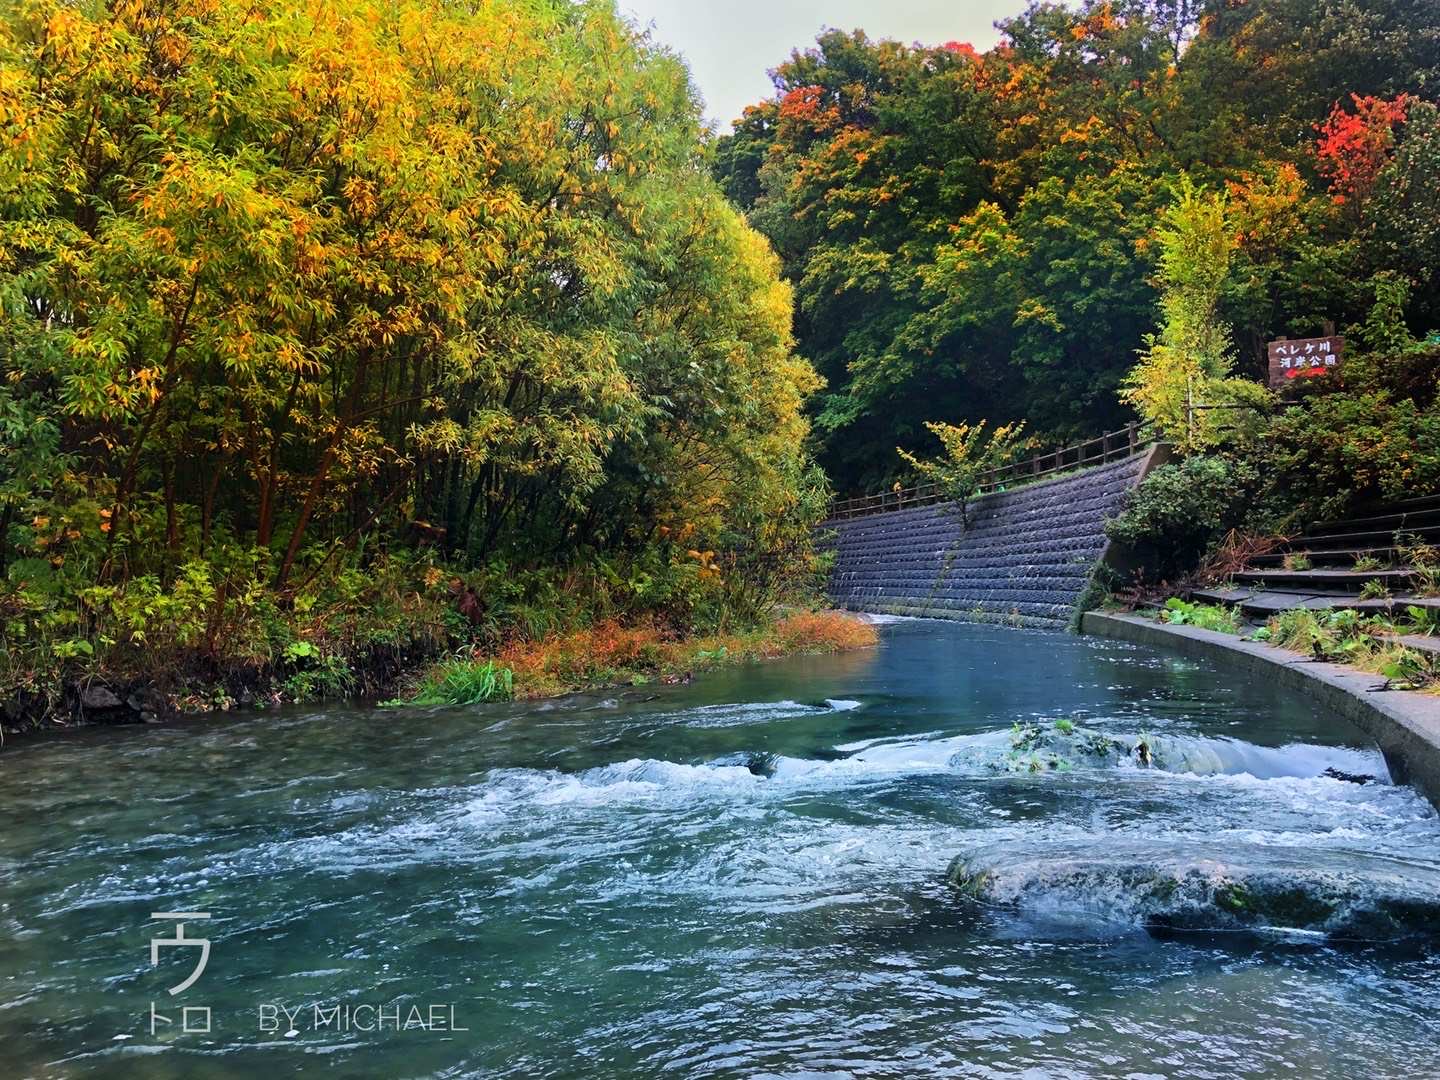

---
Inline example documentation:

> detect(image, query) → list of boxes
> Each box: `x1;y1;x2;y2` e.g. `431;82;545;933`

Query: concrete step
1393;634;1440;658
1348;493;1440;518
1308;502;1440;535
1248;547;1397;568
1232;568;1416;591
1279;524;1440;552
1191;587;1440;619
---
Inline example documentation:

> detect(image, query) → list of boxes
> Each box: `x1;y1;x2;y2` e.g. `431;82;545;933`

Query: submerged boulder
947;840;1440;943
944;720;1388;782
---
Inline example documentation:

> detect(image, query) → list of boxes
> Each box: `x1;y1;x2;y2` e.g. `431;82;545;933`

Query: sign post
1268;336;1344;389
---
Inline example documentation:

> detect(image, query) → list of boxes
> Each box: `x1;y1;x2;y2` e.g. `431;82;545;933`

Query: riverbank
397;610;880;705
0;602;877;742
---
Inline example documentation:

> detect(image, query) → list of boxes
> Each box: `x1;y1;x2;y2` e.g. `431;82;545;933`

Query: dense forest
714;0;1440;491
0;0;837;719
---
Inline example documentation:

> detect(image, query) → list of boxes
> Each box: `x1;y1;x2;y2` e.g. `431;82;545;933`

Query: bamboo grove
0;0;825;646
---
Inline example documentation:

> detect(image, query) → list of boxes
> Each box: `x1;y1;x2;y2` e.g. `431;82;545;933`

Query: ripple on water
4;620;1440;1080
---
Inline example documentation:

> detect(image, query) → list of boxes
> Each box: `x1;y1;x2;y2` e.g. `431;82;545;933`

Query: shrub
897;419;1027;525
405;659;514;706
1158;598;1242;634
1259;391;1440;523
1106;456;1261;580
769;610;880;653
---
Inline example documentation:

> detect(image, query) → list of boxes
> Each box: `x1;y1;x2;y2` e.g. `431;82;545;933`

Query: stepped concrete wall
822;448;1160;627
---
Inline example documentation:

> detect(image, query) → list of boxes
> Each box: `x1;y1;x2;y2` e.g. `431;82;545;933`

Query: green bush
403;659;514;706
1157;598;1242;634
1105;456;1260;580
1259;384;1440;524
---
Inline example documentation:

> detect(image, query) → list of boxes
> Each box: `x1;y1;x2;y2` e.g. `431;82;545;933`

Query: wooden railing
826;422;1151;521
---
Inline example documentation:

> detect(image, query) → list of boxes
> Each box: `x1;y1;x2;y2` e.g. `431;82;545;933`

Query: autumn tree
715;0;1440;493
1121;180;1271;452
0;0;823;622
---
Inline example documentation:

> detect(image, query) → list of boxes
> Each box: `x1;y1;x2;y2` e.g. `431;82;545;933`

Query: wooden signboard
1268;336;1343;388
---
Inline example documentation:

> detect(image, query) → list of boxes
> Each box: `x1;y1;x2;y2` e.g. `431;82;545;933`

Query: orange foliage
492;612;877;698
767;610;879;654
1316;93;1410;205
778;85;823;122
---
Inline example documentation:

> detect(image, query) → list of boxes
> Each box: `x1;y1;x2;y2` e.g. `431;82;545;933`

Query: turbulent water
3;619;1440;1078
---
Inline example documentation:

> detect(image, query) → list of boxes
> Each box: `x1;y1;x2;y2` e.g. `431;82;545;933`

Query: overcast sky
619;1;1023;129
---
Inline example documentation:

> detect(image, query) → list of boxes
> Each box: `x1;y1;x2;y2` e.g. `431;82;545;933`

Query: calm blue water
2;619;1439;1078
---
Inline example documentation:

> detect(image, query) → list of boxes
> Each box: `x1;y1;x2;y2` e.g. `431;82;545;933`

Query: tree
713;0;1440;493
897;419;1027;525
0;0;823;623
1121;180;1272;453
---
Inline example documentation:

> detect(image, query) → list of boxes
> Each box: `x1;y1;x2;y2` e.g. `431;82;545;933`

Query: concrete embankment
823;449;1161;628
1082;610;1440;811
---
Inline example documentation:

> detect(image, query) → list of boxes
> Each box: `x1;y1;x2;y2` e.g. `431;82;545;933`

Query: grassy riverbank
0;542;875;736
1152;598;1440;693
402;610;879;705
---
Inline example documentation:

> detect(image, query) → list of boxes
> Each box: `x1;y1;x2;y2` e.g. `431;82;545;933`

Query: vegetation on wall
894;419;1026;524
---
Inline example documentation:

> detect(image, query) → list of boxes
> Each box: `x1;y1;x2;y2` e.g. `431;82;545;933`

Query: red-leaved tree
1316;93;1411;206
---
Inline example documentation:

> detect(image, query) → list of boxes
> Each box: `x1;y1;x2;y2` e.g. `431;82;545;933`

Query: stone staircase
1193;494;1440;619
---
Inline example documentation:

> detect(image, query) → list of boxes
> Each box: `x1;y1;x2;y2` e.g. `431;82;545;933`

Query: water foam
949;838;1440;941
652;698;863;729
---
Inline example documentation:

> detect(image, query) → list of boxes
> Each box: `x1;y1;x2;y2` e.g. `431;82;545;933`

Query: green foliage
1260;605;1440;691
1158;598;1242;635
1255;375;1440;525
1265;608;1351;659
714;1;1440;492
1105;456;1261;579
1379;648;1440;691
1358;272;1417;353
1359;579;1394;602
1121;180;1274;453
1261;607;1421;674
1365;100;1440;304
1397;534;1440;597
0;0;832;722
895;419;1026;524
403;658;514;707
1405;605;1440;636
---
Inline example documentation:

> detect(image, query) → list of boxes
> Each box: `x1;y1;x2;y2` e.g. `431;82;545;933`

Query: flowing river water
3;619;1440;1078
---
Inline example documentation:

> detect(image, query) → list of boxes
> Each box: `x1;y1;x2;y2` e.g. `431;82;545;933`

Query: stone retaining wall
822;449;1158;627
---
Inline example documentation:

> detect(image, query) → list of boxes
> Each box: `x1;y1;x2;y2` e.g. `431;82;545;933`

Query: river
2;618;1439;1078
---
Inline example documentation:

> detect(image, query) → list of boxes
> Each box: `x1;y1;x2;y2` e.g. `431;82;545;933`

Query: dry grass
1196;529;1288;584
759;610;882;655
488;610;878;699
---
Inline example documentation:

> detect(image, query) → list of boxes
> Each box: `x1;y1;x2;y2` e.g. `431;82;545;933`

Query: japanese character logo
150;911;211;995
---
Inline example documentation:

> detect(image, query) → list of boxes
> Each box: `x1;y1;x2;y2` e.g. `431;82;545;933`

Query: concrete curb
1082;610;1440;810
